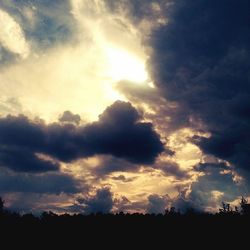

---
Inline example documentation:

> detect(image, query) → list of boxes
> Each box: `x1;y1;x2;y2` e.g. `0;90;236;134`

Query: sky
0;0;249;214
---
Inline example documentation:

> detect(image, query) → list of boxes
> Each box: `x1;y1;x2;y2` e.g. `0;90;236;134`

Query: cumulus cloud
172;194;200;214
78;187;114;214
146;194;170;214
172;163;246;212
0;101;164;172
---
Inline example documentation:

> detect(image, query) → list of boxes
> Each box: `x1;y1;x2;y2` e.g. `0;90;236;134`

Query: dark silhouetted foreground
0;196;250;246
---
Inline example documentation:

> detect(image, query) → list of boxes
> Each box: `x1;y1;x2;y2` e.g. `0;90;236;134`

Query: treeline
0;196;250;245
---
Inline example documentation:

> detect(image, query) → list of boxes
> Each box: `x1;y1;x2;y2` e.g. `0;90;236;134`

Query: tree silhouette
240;196;248;206
219;201;241;215
240;196;250;215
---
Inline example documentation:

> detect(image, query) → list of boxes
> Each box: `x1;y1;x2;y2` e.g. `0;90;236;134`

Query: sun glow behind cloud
0;0;149;122
70;0;149;84
104;46;148;83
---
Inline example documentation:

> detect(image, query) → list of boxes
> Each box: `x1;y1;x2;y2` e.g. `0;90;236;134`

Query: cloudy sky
0;0;249;214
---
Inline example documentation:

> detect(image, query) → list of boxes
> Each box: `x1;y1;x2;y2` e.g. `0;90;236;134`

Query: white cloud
0;8;30;58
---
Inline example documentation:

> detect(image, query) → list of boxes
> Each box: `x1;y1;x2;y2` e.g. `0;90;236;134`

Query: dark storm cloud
193;129;250;171
56;101;164;163
147;0;250;172
48;101;164;164
0;0;75;49
0;101;164;172
0;147;59;172
0;169;80;194
0;114;58;172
